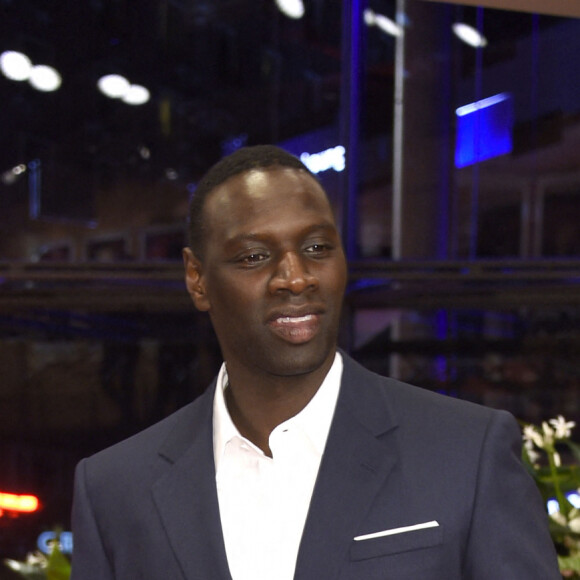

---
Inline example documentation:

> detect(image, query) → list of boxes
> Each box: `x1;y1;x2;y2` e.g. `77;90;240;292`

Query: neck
224;357;334;456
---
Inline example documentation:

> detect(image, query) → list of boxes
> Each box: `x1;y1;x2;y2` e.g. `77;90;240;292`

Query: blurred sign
0;492;39;514
37;531;73;555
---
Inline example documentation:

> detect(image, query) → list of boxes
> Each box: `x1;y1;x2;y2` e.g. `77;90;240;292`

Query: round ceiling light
29;64;62;92
0;50;32;81
97;74;130;98
364;8;402;37
275;0;305;20
122;84;150;105
452;23;487;48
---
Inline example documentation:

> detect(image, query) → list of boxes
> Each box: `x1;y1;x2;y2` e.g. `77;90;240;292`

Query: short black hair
187;144;318;258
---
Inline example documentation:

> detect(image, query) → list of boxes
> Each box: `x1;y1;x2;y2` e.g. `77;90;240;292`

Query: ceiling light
29;65;62;92
275;0;305;20
452;23;487;48
138;145;151;159
0;50;32;81
364;8;402;37
455;92;511;117
1;164;27;186
97;74;130;98
122;84;150;105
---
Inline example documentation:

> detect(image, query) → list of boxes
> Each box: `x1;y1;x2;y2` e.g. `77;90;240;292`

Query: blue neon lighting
455;92;513;168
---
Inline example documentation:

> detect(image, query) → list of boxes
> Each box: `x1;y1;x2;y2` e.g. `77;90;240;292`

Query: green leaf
46;542;71;580
566;441;580;466
558;552;580;573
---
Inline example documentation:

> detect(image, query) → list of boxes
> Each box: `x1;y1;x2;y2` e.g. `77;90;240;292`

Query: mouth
267;311;322;344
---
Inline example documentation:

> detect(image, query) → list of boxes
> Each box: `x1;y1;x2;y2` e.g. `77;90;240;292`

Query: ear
183;247;211;312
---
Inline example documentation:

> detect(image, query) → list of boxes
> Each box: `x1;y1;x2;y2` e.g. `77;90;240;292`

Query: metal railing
2;258;580;311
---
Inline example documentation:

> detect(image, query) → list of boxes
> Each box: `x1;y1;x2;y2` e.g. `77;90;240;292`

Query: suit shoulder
344;354;515;435
81;387;213;476
385;374;516;436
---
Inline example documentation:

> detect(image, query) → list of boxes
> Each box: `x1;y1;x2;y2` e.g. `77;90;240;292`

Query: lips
267;309;323;344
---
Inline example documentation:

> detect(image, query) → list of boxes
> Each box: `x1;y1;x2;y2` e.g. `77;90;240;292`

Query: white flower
4;556;47;573
542;421;555;447
551;510;567;526
569;516;580;533
549;415;576;440
25;552;48;567
523;424;545;448
554;451;562;467
523;438;541;463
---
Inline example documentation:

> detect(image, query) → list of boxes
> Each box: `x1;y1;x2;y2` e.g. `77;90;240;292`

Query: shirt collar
213;352;343;473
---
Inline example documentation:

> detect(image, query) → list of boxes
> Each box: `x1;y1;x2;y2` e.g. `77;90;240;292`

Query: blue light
300;145;345;174
547;491;580;514
221;134;248;157
455;93;513;168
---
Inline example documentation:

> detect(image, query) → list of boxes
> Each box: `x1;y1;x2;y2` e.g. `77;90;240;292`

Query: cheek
208;278;262;318
323;268;347;299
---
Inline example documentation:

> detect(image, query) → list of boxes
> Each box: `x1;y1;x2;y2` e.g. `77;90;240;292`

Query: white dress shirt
213;353;343;580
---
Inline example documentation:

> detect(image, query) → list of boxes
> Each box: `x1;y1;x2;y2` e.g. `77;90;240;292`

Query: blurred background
2;0;580;566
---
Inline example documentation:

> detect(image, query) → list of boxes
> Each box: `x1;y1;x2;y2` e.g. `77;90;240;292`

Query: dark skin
183;167;347;455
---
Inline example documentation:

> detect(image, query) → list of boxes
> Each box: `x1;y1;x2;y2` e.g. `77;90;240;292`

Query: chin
263;343;336;378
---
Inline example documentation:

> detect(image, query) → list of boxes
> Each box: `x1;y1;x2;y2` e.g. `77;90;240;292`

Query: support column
392;0;454;259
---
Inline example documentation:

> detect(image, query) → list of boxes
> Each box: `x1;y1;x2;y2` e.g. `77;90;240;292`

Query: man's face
184;166;347;380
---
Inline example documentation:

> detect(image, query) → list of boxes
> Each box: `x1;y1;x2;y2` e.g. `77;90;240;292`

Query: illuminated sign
37;531;73;555
0;492;39;513
300;145;345;174
454;92;513;168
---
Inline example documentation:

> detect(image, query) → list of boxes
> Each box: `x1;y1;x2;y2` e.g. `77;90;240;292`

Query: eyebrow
224;221;339;248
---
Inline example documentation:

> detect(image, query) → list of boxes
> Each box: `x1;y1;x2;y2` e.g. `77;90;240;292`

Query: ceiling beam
421;0;580;19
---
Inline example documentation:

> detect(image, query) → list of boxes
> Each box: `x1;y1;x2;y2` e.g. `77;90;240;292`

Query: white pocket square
354;520;439;541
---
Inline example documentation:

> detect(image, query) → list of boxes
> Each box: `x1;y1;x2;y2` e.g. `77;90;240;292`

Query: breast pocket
350;525;443;561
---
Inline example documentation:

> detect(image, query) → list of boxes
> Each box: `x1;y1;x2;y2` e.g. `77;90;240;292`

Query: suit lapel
152;384;232;580
294;356;400;580
149;355;399;580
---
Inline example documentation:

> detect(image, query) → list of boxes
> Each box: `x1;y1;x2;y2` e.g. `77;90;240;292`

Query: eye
304;242;332;256
240;252;269;265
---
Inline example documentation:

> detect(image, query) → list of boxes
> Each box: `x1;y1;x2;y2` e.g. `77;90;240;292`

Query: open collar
213;352;343;473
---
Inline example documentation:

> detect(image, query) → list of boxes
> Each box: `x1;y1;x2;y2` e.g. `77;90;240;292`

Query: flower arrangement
522;415;580;577
3;532;70;580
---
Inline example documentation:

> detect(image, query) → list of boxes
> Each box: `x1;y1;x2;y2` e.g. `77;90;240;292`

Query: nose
268;252;318;295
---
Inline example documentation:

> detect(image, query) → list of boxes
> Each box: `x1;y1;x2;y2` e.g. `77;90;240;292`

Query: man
71;145;560;579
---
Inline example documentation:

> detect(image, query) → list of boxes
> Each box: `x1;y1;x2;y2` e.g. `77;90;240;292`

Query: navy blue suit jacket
71;354;560;579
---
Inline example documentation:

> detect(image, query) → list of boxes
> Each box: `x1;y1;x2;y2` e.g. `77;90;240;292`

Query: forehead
203;167;335;232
